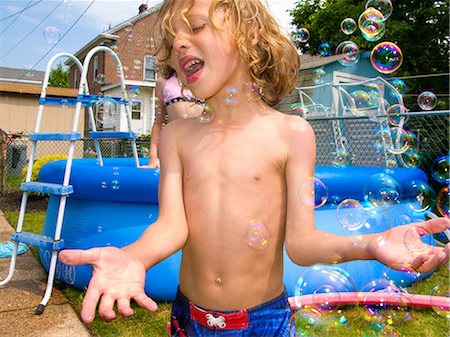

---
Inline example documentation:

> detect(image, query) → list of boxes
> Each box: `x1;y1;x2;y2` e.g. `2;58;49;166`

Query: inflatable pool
38;158;436;301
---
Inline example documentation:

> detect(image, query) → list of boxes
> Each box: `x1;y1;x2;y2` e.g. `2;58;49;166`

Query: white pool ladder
0;46;139;315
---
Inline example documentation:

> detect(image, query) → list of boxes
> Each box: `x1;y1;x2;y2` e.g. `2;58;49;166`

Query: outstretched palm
58;247;157;323
368;218;450;273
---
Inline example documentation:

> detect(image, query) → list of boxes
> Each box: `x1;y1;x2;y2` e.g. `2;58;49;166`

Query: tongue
186;62;204;76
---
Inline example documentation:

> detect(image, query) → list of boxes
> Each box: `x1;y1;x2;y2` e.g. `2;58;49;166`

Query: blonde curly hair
153;0;299;106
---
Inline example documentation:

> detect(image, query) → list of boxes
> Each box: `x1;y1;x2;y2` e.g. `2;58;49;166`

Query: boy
59;1;450;336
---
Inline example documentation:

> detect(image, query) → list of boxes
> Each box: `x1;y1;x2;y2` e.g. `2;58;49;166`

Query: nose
172;32;191;53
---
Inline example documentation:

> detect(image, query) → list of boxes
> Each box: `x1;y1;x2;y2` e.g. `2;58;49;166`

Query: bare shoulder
264;108;315;140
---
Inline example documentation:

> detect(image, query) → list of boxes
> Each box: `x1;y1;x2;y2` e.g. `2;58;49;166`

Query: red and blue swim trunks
170;287;296;337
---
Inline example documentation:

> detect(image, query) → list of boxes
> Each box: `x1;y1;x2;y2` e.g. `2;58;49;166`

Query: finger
416;253;446;273
98;294;117;321
421;217;450;234
81;286;102;323
58;248;99;266
133;292;158;312
117;297;134;318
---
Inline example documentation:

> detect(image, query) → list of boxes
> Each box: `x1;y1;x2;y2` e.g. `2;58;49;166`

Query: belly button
214;277;222;285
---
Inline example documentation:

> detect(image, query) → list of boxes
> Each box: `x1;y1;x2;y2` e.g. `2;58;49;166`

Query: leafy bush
22;154;67;183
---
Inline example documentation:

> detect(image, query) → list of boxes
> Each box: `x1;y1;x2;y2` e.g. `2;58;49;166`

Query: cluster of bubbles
291;0;403;75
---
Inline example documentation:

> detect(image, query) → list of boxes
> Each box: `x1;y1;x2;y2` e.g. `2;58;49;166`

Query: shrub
22;154;67;183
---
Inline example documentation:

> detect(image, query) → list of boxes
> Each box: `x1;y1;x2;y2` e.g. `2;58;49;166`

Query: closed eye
192;24;206;33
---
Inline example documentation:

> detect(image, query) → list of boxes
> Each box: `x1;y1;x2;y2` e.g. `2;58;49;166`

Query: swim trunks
163;74;197;106
170;287;296;337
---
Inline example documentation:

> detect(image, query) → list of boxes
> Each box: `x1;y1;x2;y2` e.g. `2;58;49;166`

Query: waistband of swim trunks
175;286;289;314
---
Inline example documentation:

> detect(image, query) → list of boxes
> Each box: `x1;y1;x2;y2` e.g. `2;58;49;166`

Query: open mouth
181;57;204;83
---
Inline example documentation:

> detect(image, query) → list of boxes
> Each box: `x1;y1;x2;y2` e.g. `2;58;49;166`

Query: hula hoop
289;292;450;310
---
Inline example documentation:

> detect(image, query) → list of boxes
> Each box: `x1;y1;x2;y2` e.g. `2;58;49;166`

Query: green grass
4;210;449;337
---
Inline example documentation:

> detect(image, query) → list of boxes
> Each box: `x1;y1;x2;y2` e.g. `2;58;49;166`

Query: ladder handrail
77;46;140;167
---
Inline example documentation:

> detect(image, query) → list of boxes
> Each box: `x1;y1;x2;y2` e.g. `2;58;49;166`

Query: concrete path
0;210;92;337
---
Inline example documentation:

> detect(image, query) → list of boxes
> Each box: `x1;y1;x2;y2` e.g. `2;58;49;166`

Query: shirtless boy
59;1;450;336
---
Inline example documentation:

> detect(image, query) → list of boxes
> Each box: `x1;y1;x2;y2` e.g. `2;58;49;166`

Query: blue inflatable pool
38;158;434;301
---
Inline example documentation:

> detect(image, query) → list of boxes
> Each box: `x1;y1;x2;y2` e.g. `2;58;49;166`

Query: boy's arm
124;121;188;268
283;117;450;271
58;121;188;322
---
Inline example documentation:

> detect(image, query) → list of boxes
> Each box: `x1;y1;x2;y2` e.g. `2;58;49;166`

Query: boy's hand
58;247;157;323
368;217;450;273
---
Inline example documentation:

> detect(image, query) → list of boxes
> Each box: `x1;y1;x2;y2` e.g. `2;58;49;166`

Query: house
0;68;82;181
65;3;162;136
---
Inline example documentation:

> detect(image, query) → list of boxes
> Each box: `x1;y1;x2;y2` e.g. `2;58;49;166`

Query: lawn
4;210;449;337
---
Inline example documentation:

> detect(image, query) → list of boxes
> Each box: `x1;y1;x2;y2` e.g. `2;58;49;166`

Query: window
93;55;99;81
74;68;78;88
131;100;142;120
144;56;156;81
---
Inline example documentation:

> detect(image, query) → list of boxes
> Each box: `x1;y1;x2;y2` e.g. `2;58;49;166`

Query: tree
48;62;69;88
289;0;449;109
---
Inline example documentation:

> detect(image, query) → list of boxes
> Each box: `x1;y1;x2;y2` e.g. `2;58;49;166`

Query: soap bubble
318;42;332;56
336;41;360;66
224;86;240;105
436;186;449;217
298;177;328;208
95;96;118;126
430;155;449;184
292;28;310;43
417;91;437;110
341;18;357;35
290;103;307;115
370;42;403;74
293;265;356;309
386;104;407;127
402;151;421;168
358;8;385;42
403;225;433;255
363;173;401;210
43;26;61;44
95;73;105;85
351;90;371;109
318;0;328;9
389;78;407;97
128;86;142;98
406;180;436;216
387;127;409;155
312;67;326;84
336;199;367;231
382;263;422;290
365;0;393;20
244;220;269;250
244;81;263;102
331;148;352;167
196;104;214;124
430;284;450;318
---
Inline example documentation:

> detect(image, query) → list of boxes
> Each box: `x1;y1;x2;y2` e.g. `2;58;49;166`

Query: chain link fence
1;110;448;195
0;131;151;194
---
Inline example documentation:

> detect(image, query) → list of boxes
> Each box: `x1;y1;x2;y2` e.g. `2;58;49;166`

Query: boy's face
167;0;249;101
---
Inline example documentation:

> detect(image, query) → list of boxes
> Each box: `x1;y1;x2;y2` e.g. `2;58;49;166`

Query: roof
0;66;45;85
299;54;345;70
0;82;78;97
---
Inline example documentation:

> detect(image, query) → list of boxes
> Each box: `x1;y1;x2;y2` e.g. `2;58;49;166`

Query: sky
0;0;298;72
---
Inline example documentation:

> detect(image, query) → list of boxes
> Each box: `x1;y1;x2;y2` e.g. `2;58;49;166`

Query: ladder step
20;182;74;195
29;132;82;141
88;131;137;139
11;232;64;250
39;97;91;107
77;94;128;105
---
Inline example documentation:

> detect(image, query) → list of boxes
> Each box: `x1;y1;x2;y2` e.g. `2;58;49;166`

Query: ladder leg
35;250;58;315
0;244;18;285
